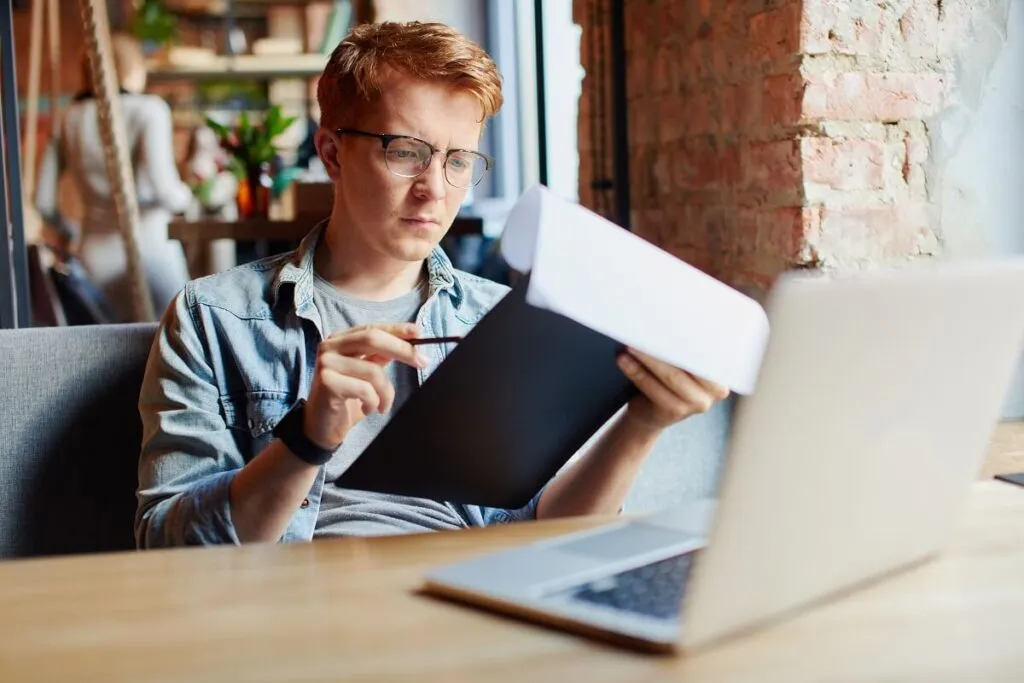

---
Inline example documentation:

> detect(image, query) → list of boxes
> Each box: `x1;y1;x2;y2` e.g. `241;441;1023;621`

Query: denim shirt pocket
220;391;293;461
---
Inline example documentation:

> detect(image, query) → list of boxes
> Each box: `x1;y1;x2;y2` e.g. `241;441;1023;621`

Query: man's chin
386;236;440;263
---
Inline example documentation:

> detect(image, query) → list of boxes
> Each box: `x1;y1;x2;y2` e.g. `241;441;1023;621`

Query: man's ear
314;128;342;180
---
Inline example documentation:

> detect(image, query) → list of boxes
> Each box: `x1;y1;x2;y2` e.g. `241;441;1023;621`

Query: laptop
421;258;1024;653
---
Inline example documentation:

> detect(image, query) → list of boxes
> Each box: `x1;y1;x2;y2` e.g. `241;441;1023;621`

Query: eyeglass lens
383;137;489;188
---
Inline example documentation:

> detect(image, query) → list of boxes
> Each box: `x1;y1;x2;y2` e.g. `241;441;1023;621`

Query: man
135;21;728;547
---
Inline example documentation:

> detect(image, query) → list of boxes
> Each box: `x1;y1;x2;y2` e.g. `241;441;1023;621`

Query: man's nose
414;153;448;200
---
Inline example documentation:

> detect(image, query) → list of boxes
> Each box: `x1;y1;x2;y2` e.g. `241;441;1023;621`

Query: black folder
333;276;638;509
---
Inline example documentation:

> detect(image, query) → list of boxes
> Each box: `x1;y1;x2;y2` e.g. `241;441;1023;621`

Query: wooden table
0;481;1021;682
984;420;1024;479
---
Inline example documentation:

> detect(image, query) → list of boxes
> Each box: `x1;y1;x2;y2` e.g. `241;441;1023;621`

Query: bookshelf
146;53;328;81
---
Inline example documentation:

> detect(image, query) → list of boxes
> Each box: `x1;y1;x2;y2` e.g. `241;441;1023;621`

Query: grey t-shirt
311;274;468;537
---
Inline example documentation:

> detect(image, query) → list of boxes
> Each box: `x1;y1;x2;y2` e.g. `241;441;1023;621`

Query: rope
77;0;154;322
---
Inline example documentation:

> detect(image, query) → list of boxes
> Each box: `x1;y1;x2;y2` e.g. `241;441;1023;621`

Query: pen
409;336;463;346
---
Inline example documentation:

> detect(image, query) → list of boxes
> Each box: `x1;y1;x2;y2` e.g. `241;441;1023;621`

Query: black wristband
273;399;336;466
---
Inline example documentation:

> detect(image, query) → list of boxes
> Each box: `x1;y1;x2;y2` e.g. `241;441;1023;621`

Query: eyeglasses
335;128;493;189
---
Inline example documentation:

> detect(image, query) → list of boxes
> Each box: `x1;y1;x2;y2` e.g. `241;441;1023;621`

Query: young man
134;21;728;548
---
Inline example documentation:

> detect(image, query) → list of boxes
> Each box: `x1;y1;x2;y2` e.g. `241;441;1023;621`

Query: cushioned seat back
0;323;157;559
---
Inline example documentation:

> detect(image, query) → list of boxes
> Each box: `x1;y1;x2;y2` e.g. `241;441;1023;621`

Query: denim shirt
135;224;542;548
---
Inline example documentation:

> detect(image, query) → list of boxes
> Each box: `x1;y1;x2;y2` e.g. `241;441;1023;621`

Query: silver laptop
421;258;1024;653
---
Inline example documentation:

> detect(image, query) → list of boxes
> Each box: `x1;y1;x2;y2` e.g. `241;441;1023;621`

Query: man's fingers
318;368;381;416
691;374;730;401
617;353;700;419
621;350;719;414
326;322;420;340
318;355;396;413
321;324;427;368
624;348;708;404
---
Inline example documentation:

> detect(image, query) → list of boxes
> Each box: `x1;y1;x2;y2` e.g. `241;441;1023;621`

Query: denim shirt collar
271;221;465;312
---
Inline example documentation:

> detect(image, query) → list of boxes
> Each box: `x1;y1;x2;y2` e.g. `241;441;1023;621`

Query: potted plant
205;106;298;220
130;0;178;57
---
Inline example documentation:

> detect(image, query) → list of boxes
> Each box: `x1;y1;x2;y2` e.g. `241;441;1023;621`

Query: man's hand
617;347;730;433
302;323;427;451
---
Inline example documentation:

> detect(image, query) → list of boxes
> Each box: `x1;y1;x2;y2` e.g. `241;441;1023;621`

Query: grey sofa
623;398;733;514
0;321;731;560
0;323;157;559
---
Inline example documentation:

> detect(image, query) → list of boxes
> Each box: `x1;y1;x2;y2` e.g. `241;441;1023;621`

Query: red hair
317;21;503;129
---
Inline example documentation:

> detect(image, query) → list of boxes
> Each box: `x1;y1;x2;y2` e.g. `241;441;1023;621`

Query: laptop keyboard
555;551;695;621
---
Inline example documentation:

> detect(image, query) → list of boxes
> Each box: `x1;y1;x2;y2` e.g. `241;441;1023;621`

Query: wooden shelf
169;216;485;244
147;53;328;81
170;215;485;277
170;218;312;243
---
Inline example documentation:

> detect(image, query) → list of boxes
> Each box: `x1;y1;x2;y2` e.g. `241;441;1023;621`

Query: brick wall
799;0;952;271
575;0;987;293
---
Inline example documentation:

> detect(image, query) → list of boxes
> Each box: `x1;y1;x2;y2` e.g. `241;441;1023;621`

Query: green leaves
204;105;298;168
131;0;177;46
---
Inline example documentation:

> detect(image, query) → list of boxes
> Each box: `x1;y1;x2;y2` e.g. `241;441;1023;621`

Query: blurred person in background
35;32;193;322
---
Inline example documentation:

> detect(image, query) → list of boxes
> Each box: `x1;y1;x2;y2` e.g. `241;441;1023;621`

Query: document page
500;184;770;395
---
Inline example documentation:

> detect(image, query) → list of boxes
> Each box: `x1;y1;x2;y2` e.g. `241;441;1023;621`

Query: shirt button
300;498;310;509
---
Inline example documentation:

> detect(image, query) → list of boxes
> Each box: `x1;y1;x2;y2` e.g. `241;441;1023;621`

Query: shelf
168;0;340;21
147;53;328;81
169;216;484;244
170;219;312;243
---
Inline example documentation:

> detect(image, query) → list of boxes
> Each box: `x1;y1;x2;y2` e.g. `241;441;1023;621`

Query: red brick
695;205;721;253
576;114;592;152
629;100;657;146
689;38;713;82
762;72;805;126
898;5;940;60
833;14;890;56
672;137;722;191
652;150;674;196
687;88;715;135
868;72;946;116
803;71;946;121
650;44;673;94
749;2;801;63
721;84;744;133
901;126;929;197
817;204;937;261
800;0;840;54
743;80;764;130
734;208;761;252
632;208;666;245
801;0;899;57
802;137;885;190
709;15;740;76
757;207;809;259
743;140;801;192
626;50;648;100
629;147;652;201
720;141;743;186
801;205;823;247
658;94;688;143
716;209;752;262
668;244;712;271
663;204;708;253
624;1;650;56
662;1;690;37
666;42;693;92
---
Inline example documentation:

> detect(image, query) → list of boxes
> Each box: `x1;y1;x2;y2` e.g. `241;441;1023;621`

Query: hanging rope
22;0;43;203
47;0;60;122
77;0;154;322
